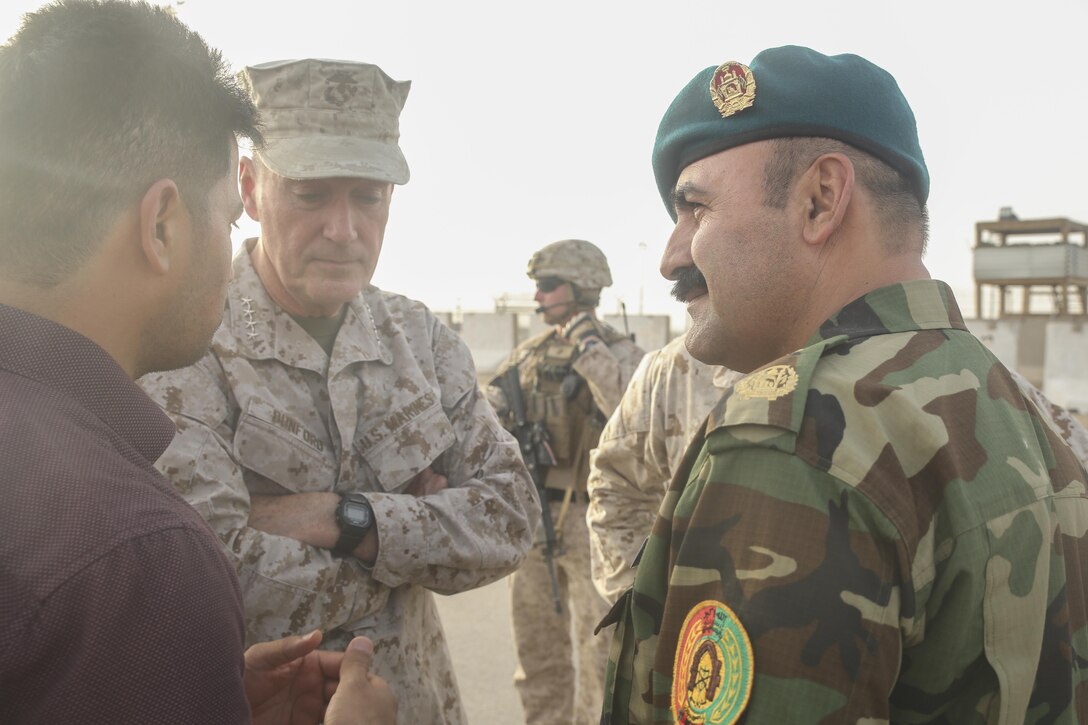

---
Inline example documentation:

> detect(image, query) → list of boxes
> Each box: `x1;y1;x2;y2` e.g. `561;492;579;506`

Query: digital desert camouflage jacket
140;244;538;724
602;280;1088;725
587;335;741;603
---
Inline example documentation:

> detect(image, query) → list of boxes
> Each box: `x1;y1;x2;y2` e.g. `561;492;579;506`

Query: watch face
342;501;372;528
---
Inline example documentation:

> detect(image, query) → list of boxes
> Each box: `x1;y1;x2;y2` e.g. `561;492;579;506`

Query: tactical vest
518;326;629;491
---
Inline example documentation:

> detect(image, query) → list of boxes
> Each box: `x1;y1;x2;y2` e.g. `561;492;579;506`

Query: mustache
670;266;708;303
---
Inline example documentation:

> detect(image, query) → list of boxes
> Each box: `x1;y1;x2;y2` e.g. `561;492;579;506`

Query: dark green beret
652;45;928;219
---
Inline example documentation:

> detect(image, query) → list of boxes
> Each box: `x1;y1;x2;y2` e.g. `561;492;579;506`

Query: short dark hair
0;0;262;286
762;137;929;254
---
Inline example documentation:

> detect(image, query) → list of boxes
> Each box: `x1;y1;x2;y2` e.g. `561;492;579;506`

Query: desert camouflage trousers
511;498;611;724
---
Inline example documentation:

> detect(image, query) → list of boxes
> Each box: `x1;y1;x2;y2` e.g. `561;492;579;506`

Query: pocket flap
353;392;455;491
234;399;336;492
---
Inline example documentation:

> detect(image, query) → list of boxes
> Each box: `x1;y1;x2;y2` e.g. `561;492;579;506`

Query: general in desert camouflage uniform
602;46;1088;724
587;335;740;603
140;59;538;724
589;341;1088;607
487;239;643;725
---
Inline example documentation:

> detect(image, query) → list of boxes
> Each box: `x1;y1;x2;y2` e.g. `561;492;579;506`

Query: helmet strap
570;283;601;308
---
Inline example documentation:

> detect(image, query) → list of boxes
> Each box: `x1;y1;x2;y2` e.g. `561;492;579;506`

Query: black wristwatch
333;492;375;557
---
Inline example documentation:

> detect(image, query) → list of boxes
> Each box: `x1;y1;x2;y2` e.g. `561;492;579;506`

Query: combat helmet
527;239;612;307
527;239;612;288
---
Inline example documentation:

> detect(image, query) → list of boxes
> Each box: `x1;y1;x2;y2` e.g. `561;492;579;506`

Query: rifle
499;364;564;614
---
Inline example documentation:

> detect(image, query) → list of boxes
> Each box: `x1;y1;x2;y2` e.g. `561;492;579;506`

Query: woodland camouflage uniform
602;280;1088;724
604;43;1088;724
588;339;1088;609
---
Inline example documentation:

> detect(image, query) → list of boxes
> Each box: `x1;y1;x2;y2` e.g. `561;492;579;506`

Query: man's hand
404;466;449;497
245;630;344;725
325;638;398;725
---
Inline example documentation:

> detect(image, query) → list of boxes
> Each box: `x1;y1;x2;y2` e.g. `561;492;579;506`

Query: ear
138;179;183;275
239;156;261;222
798;153;853;248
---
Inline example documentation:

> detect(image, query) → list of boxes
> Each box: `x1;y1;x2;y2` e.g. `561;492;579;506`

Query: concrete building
970;212;1088;412
440;296;671;375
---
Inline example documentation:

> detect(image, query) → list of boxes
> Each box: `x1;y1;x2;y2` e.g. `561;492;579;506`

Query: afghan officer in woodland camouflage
139;59;538;724
486;239;643;725
601;45;1088;724
588;339;1088;606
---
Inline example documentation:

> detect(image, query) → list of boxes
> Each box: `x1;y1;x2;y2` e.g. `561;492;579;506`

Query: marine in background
487;239;643;725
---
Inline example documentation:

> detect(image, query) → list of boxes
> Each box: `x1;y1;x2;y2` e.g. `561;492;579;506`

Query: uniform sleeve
8;527;250;723
365;321;540;593
587;350;672;602
572;337;645;417
141;357;389;639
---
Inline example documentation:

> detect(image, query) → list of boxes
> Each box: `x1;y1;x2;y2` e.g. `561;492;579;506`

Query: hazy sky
5;0;1087;328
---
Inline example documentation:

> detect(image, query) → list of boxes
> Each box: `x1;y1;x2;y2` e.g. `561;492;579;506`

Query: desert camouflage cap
240;58;411;184
527;239;612;289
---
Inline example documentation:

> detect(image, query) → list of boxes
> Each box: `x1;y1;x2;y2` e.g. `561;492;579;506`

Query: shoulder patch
707;336;845;437
734;364;797;401
672;599;753;725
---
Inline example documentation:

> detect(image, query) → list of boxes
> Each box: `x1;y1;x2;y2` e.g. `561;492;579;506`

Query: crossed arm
247;467;449;564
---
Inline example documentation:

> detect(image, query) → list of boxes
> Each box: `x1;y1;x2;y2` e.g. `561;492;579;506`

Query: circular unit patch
672;599;753;725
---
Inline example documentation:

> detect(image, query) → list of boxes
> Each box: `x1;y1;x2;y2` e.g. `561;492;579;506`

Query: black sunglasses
535;277;566;293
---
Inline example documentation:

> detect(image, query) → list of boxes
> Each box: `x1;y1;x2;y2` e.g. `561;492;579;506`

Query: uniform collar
223;239;391;370
806;279;966;347
704;279;966;438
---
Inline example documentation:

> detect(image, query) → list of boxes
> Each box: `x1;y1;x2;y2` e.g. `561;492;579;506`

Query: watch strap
333;493;373;557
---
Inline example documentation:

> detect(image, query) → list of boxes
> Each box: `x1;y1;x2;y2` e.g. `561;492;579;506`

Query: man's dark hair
0;0;262;286
762;137;930;254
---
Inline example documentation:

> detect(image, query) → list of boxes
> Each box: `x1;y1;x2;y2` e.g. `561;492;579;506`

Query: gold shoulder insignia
709;61;756;119
734;364;797;401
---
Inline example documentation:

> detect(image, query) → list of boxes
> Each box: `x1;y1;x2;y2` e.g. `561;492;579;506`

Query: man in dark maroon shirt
0;2;394;723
